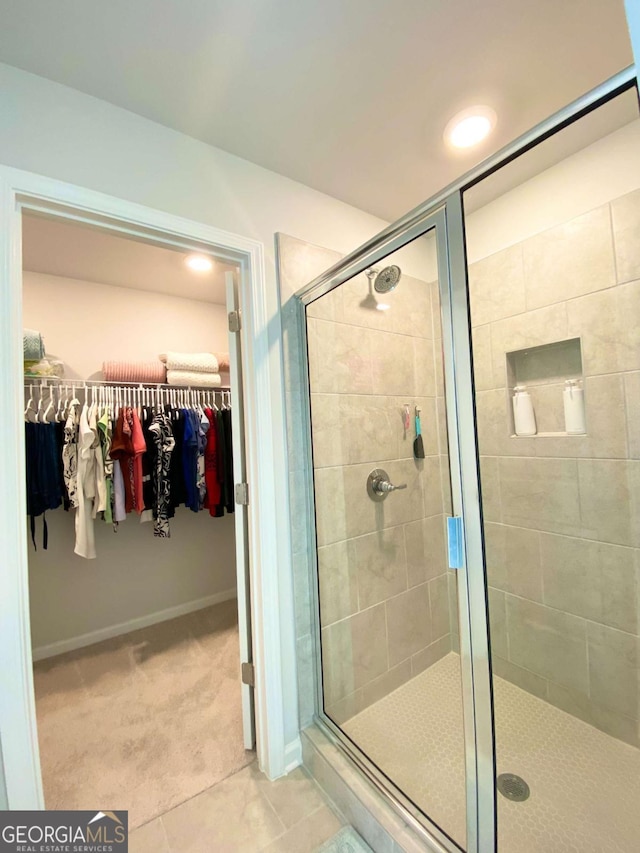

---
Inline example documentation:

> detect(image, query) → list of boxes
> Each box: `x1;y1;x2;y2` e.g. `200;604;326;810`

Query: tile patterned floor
129;762;343;853
344;652;640;852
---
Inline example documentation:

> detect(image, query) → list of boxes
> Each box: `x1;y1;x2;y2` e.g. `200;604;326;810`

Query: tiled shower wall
277;233;453;729
470;188;640;747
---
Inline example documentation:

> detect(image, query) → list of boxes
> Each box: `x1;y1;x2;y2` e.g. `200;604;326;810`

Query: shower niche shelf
506;337;586;438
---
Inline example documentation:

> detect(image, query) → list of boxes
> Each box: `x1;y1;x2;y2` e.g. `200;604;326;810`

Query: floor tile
260;805;342;853
129;818;170;853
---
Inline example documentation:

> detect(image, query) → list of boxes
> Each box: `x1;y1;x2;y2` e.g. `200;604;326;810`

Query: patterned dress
149;411;175;537
62;398;81;508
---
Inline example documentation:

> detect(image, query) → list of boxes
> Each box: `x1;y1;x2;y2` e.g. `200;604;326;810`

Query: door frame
293;66;636;852
0;165;297;807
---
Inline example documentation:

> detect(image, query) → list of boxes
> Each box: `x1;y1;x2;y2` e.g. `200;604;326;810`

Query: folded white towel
162;352;219;373
166;370;222;388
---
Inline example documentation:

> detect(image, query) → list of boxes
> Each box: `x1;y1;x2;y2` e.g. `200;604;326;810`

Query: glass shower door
304;221;471;851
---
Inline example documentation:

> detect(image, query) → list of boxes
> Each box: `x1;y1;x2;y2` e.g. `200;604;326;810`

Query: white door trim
0;164;297;807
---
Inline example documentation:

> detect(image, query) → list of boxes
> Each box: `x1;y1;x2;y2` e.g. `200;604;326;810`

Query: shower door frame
295;65;637;853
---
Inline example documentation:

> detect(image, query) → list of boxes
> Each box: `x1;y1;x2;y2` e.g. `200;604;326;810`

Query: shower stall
285;66;640;853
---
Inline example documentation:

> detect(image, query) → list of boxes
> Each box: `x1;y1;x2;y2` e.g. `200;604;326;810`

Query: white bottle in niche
512;385;537;436
563;379;586;434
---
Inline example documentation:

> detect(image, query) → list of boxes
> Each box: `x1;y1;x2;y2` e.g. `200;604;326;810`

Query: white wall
23;271;229;380
0;60;398;784
22;271;236;654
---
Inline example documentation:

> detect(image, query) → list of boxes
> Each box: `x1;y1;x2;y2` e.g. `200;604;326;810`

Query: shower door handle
367;468;407;501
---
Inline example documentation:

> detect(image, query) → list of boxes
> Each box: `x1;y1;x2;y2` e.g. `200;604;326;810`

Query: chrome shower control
367;468;407;502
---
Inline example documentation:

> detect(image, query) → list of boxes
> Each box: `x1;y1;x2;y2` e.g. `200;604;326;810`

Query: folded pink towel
102;361;167;383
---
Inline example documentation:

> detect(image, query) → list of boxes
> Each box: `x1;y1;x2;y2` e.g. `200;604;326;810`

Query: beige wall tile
411;634;452;676
527;383;565;433
308;318;373;395
361;659;413;708
488;588;508;659
471;324;496;391
431;281;443;340
506;595;588;693
341;459;426;540
277;233;341;307
479;456;501;522
476;388;535;456
314;467;347;547
325;689;366;726
318;541;358;627
370;329;417;397
386;584;431;667
468;243;526;326
422;456;444;518
429;573;451;641
448;571;460;639
540;533;637;634
340;395;403;466
404;514;447;588
321;604;388;703
546;682;639;747
578;459;640;547
413;336;436;397
611;188;640;284
533;374;628;459
484;522;542;603
340;273;397;333
492;656;548;700
522;205;616;311
310;393;348;469
499;457;581;535
290;468;312;554
490;303;568;388
389;273;434;338
567;281;640;376
587;621;639;719
354;526;408;610
624;372;640;460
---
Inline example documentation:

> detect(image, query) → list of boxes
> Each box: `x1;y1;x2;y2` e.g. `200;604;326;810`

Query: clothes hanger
24;383;36;421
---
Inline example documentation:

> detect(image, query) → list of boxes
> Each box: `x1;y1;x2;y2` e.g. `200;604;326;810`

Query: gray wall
470;190;640;747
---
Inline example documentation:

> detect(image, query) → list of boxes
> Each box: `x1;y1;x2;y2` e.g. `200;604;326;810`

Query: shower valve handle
367;468;407;502
375;478;407;494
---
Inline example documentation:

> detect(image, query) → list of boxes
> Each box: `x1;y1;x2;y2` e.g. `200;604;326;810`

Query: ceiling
22;213;237;304
0;1;634;221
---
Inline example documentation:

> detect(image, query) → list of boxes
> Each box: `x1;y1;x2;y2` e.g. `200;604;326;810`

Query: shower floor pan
344;652;640;852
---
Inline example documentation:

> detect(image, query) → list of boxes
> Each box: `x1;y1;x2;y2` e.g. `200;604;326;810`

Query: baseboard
32;588;238;661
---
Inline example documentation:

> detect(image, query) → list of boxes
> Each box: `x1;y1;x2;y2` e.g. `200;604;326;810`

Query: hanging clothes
182;408;200;512
221;407;235;515
25;420;62;549
62;397;81;509
97;406;113;525
74;404;97;559
204;407;222;517
149;410;175;537
168;408;186;515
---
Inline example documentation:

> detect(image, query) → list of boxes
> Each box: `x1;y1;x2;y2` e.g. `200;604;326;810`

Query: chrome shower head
370;265;402;293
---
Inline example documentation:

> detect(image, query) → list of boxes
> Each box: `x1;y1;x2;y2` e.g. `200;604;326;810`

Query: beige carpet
33;600;254;829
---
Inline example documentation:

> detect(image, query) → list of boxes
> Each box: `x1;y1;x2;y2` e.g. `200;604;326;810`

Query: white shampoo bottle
512;385;537;436
563;379;586;434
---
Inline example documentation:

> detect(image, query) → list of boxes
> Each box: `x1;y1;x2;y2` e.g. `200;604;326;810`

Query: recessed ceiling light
185;254;213;272
444;106;496;150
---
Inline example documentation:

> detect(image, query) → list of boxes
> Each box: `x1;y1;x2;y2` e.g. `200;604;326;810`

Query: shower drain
497;773;530;802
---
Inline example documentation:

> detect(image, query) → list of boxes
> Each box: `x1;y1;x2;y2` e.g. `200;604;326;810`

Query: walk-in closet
22;211;253;828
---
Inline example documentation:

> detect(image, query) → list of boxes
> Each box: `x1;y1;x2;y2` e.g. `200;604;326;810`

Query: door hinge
235;482;249;505
228;310;241;332
241;662;255;687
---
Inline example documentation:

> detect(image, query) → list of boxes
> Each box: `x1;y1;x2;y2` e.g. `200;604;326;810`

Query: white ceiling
0;1;634;221
22;213;237;304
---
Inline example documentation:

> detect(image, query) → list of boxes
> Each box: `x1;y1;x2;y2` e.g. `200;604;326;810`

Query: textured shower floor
343;652;640;852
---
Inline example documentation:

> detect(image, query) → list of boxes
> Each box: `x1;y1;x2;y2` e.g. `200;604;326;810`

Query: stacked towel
159;351;230;371
158;351;223;387
103;361;167;383
24;329;45;361
166;370;222;387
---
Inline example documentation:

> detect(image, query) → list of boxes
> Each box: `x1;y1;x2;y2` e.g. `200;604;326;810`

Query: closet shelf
24;376;231;390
